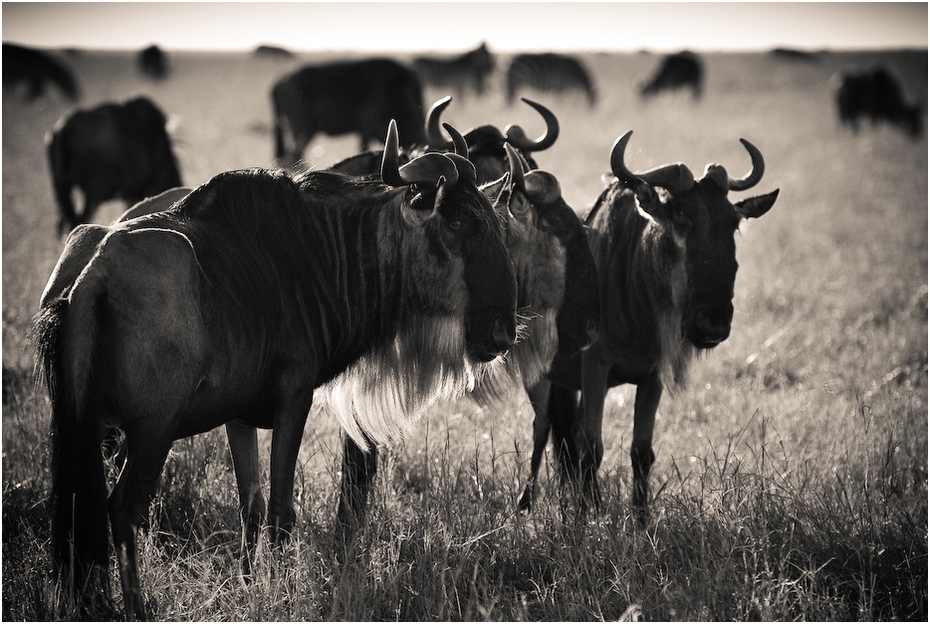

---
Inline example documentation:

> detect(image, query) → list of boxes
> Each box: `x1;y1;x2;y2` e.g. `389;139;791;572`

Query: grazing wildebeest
835;65;922;137
2;42;79;101
414;42;495;97
769;47;820;62
46;95;182;235
35;120;517;619
506;53;597;107
253;44;294;59
332;143;601;540
519;131;779;517
332;95;560;185
138;44;168;79
272;58;426;167
640;51;703;100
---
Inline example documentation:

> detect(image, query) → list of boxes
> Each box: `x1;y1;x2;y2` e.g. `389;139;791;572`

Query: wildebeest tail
34;276;110;611
46;129;78;235
270;85;288;162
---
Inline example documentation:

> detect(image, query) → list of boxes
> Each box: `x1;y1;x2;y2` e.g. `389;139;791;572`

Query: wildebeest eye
447;220;463;230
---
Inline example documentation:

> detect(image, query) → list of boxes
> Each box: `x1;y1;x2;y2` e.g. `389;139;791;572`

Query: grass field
2;48;927;620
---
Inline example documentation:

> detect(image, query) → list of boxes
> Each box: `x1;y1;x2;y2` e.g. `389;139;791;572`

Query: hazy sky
3;1;927;54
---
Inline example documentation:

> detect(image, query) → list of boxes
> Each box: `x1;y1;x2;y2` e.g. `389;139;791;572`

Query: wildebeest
46;96;182;235
253;44;294;59
835;65;922;137
138;44;168;79
332;143;600;540
506;53;597;107
413;42;495;97
519;131;779;516
35;120;517;619
332;95;560;185
2;42;79;101
272;58;426;167
640;51;703;99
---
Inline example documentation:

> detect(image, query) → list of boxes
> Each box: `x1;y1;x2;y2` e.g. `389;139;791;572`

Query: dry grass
3;48;927;620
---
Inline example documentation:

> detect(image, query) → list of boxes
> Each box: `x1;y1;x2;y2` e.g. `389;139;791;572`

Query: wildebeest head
610;131;779;349
425;96;559;184
483;145;599;362
381;120;518;364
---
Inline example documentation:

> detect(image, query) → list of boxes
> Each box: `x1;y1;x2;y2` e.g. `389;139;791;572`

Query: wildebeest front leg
335;434;378;547
267;391;312;546
108;433;174;621
225;420;265;577
519;378;552;511
631;372;662;522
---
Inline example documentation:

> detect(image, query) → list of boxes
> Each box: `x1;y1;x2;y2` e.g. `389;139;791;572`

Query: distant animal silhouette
836;65;921;137
640;51;703;99
506;53;596;107
2;42;79;101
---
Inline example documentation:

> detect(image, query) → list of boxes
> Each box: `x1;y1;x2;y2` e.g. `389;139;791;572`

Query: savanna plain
2;48;927;620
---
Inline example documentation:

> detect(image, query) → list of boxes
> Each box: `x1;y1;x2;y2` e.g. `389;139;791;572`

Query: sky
2;1;927;54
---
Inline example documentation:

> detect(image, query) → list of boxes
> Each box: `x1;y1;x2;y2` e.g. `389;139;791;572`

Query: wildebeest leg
225;420;265;577
267;391;313;546
335;434;378;547
631;372;662;523
518;378;552;511
80;198;102;229
108;430;173;621
576;352;611;511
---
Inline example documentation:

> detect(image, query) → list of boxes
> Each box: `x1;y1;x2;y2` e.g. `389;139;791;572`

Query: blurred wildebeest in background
46;96;182;234
413;42;495;97
36;120;517;618
769;47;820;62
506;53;597;107
253;44;294;59
524;131;779;517
272;58;426;167
138;44;169;80
2;42;79;101
640;51;703;100
835;65;922;137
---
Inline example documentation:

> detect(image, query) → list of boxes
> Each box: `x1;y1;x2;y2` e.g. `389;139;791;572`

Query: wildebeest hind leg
225;420;265;578
108;431;173;620
631;372;661;523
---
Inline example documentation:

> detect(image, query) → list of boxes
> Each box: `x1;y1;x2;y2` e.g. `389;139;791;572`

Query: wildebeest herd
6;40;922;619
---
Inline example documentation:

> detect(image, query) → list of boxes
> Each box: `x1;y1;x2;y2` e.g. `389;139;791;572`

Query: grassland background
2;49;927;620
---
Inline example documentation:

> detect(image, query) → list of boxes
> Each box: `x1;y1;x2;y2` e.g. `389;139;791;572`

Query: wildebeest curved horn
425;95;454;150
609;130;695;194
382;119;459;188
504;97;560;152
442;122;469;158
504;143;526;191
727;138;765;191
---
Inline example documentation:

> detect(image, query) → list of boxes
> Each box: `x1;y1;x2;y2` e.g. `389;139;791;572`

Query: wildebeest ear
632;180;661;216
735;188;779;219
508;189;532;222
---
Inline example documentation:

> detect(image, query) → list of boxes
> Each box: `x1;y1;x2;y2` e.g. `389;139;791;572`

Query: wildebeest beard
316;313;503;450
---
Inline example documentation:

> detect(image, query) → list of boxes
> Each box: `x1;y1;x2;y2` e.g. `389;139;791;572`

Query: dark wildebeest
46;96;182;235
835;65;922;137
640;51;703;100
138;44;168;79
272;58;426;167
2;42;79;101
332;95;560;185
506;53;597;107
35;120;517;619
253;44;294;59
519;131;779;517
413;42;495;97
330;142;600;541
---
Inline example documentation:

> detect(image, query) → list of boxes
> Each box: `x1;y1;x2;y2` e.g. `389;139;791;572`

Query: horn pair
381;120;466;187
426;96;560;152
609;130;765;193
